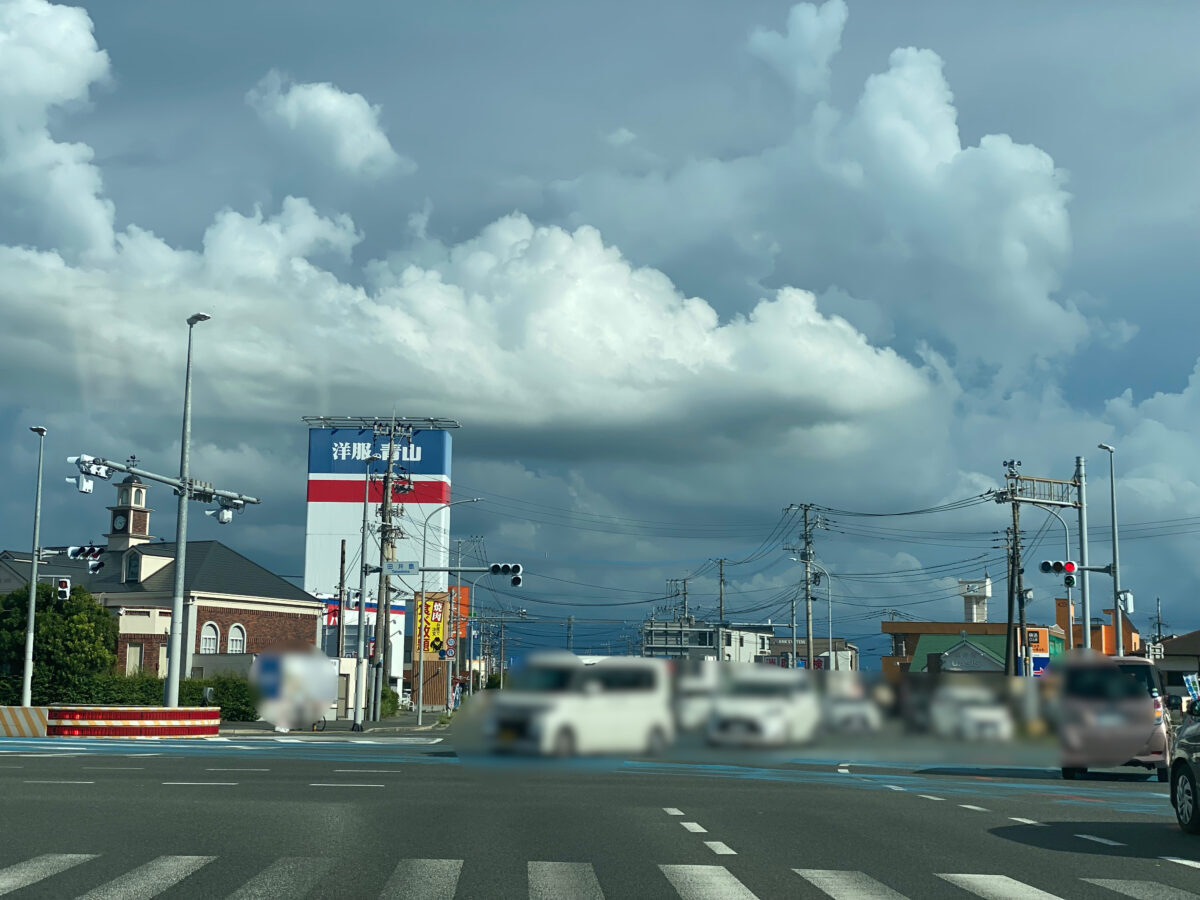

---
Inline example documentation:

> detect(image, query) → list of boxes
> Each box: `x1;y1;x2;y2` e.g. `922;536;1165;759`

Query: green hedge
0;672;259;721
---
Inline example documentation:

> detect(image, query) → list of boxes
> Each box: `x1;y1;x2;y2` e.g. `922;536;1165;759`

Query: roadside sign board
383;561;419;576
438;650;447;660
447;637;456;648
445;648;456;660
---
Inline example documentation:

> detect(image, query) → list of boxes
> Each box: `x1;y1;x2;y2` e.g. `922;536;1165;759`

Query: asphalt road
0;732;1196;899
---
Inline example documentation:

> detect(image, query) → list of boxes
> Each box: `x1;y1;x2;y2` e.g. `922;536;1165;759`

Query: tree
0;582;117;703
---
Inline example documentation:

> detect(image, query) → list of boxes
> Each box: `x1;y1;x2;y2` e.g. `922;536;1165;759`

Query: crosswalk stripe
793;868;907;899
0;854;97;896
76;855;214;900
226;856;336;899
528;861;604;900
1084;878;1200;899
379;859;462;900
937;873;1063;899
659;865;758;900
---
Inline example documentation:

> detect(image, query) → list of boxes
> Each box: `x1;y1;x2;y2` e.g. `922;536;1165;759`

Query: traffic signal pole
1075;456;1091;649
22;426;47;707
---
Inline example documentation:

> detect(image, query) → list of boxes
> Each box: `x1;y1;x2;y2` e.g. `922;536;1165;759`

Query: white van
707;664;820;747
486;653;675;756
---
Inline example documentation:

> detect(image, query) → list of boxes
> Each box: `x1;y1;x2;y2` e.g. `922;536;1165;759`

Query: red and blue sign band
306;479;450;504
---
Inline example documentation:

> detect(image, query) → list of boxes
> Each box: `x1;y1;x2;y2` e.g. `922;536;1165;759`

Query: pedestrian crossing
0;853;1197;899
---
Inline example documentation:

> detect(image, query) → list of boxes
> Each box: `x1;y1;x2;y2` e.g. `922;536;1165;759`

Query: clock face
113;514;128;532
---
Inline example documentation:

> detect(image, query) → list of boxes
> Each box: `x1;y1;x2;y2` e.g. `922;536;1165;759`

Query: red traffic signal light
1062;561;1077;574
56;578;71;600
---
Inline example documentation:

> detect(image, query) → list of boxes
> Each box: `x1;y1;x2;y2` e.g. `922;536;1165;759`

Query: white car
675;660;719;732
486;653;675;756
929;682;1015;742
707;666;821;747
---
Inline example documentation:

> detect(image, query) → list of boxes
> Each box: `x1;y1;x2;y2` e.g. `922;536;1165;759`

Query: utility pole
784;505;818;670
499;612;506;689
716;559;725;662
373;431;397;721
1075;456;1091;649
567;615;574;652
337;540;347;658
22;426;47;707
1012;502;1028;676
449;539;462;710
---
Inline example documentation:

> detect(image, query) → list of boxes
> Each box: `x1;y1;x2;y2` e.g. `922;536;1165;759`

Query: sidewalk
220;709;451;736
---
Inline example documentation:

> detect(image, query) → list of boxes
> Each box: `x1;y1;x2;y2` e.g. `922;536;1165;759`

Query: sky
1;0;1198;665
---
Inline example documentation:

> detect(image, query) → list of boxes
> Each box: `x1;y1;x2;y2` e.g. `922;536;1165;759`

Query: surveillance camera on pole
490;562;523;587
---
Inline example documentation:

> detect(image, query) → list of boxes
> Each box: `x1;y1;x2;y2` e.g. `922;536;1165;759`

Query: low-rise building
640;616;773;662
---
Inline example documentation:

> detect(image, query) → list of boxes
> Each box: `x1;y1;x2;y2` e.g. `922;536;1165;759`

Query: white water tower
959;574;992;623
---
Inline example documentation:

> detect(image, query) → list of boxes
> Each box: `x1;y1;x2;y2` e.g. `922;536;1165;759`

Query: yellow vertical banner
422;599;445;653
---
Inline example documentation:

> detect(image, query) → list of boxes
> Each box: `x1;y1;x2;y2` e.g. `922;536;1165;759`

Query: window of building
124;553;139;583
125;642;144;674
227;624;246;654
200;622;219;654
135;489;145;506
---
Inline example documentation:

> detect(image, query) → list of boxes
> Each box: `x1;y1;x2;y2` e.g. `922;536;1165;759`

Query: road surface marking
837;768;849;774
659;865;758;900
205;737;230;742
528;862;604;900
959;804;990;812
1161;857;1200;869
937;873;1063;899
1076;834;1125;847
919;795;945;801
162;782;238;786
334;769;405;773
84;767;144;770
351;739;378;744
77;855;214;900
380;859;462;900
205;768;267;772
24;780;93;784
663;807;684;816
0;854;97;895
703;841;736;855
0;765;21;769
884;784;905;791
681;822;707;833
308;783;383;787
226;856;336;899
1084;878;1200;899
1009;817;1043;825
793;869;907;899
275;738;303;743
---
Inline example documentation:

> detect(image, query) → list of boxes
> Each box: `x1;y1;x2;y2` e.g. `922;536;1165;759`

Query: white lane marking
659;865;758;900
162;782;238;786
837;768;849;774
24;780;93;784
351;739;378;744
275;738;303;743
1076;834;1125;847
1009;817;1044;826
84;767;144;770
309;783;383;787
959;804;990;812
681;822;708;833
663;807;684;816
1084;878;1200;899
226;856;336;900
703;841;737;856
380;859;462;900
205;768;267;772
205;737;230;742
0;854;97;895
918;795;945;801
793;869;907;900
937;873;1063;899
1161;857;1200;870
77;854;214;900
334;769;405;773
528;861;604;900
884;784;905;791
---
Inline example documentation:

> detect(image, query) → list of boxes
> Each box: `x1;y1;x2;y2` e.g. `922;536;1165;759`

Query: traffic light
1040;560;1078;588
55;578;71;600
68;545;104;574
490;562;523;587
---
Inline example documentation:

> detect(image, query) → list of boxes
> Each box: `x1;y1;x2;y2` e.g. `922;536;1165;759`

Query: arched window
227;624;246;654
134;489;145;506
124;553;140;583
200;622;220;655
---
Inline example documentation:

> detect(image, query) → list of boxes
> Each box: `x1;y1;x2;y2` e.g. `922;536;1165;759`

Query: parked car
1169;694;1200;833
1058;656;1173;781
484;653;674;756
707;665;820;747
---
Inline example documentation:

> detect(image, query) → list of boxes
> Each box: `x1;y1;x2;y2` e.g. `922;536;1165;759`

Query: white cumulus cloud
246;69;415;180
748;0;848;96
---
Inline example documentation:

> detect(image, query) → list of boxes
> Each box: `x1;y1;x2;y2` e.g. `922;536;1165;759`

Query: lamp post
466;572;488;697
165;312;210;708
1035;504;1073;649
21;426;47;707
351;452;382;732
811;562;835;670
416;497;483;726
1098;443;1123;656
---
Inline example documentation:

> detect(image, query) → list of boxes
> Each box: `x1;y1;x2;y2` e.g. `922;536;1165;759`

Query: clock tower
106;474;154;552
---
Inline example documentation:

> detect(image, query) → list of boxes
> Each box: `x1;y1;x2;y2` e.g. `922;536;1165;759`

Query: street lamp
416;497;483;725
1098;443;1124;656
165;312;211;708
811;562;835;671
21;426;47;707
351;451;383;732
